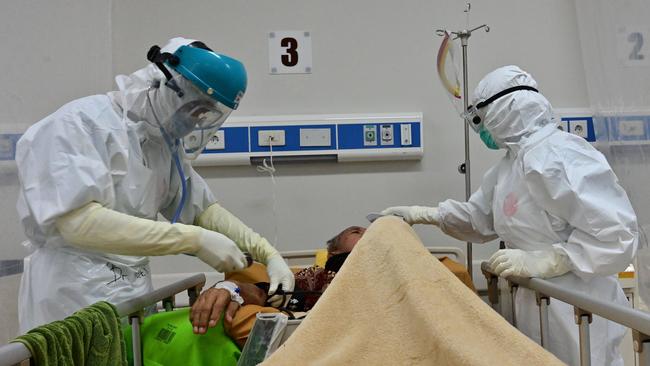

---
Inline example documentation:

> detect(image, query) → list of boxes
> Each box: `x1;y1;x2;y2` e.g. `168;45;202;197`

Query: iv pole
436;3;489;279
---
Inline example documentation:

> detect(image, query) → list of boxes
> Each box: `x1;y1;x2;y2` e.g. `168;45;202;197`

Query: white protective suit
16;39;292;332
385;66;638;365
441;66;638;366
16;92;211;333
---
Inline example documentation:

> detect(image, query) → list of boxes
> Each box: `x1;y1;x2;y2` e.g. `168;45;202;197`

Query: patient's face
328;226;366;257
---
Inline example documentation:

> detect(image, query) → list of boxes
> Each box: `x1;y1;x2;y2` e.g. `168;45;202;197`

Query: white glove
196;203;295;305
488;248;572;279
196;203;280;263
266;254;295;307
195;229;248;273
380;206;440;225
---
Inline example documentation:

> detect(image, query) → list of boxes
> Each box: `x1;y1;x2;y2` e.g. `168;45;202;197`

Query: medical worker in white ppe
16;37;294;333
382;65;637;365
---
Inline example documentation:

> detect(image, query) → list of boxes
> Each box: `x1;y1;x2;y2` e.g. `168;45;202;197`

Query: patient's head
326;226;366;258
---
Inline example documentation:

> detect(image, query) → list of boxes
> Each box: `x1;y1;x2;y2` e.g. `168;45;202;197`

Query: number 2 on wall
281;37;299;67
628;32;645;61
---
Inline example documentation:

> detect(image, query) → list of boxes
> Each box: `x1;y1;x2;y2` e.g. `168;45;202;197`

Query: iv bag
436;30;464;115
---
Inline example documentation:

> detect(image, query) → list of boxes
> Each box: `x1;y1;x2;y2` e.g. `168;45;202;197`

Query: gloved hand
488;248;572;279
266;254;295;307
380;206;440;225
195;229;248;273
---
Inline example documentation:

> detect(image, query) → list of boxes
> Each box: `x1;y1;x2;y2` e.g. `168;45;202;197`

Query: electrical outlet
258;130;286;146
205;130;225;150
569;120;588;138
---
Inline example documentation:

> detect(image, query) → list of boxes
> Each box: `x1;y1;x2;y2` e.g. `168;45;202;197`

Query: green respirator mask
479;125;500;150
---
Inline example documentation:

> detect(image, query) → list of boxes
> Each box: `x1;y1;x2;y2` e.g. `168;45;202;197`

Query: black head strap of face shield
146;45;179;81
146;41;213;78
475;85;539;109
146;45;184;97
146;41;213;98
468;85;539;126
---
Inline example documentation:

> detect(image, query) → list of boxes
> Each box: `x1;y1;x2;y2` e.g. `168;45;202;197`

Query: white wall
0;0;114;258
0;0;113;343
0;0;588;341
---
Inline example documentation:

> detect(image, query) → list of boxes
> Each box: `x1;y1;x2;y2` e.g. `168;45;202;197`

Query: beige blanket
262;216;564;365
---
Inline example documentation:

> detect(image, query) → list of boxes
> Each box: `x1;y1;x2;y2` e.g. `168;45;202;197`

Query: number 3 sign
268;31;313;74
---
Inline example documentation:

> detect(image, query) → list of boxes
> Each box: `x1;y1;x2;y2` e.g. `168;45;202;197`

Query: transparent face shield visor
172;98;230;133
461;103;486;133
168;80;232;133
167;82;232;159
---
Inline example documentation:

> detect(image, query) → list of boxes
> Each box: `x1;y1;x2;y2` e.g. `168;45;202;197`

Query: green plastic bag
123;308;240;366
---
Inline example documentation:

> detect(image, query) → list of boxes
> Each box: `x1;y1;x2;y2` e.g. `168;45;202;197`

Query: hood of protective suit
107;37;199;139
471;65;558;149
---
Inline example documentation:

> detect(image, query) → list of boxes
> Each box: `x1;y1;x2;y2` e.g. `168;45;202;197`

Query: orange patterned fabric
228;305;280;348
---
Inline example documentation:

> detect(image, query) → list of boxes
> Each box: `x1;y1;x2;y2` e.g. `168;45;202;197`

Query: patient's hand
190;288;239;335
190;281;267;335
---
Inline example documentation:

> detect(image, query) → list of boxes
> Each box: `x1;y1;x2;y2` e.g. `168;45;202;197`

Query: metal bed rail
0;273;206;366
281;246;465;267
481;262;650;366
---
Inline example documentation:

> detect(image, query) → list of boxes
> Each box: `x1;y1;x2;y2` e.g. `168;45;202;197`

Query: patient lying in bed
190;225;476;347
126;218;560;365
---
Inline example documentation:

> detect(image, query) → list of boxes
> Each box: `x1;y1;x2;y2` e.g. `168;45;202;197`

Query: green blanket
13;301;127;366
123;308;240;366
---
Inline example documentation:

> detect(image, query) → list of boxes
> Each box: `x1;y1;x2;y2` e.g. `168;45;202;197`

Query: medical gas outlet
364;125;377;146
380;124;394;145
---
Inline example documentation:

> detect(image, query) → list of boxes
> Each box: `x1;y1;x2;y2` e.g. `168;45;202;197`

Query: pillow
314;249;328;267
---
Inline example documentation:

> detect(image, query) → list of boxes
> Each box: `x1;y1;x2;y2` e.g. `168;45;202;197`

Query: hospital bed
2;249;649;365
0;246;464;366
5;247;648;365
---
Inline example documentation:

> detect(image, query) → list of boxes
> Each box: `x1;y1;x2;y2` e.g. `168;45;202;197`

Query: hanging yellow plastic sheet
436;30;464;114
